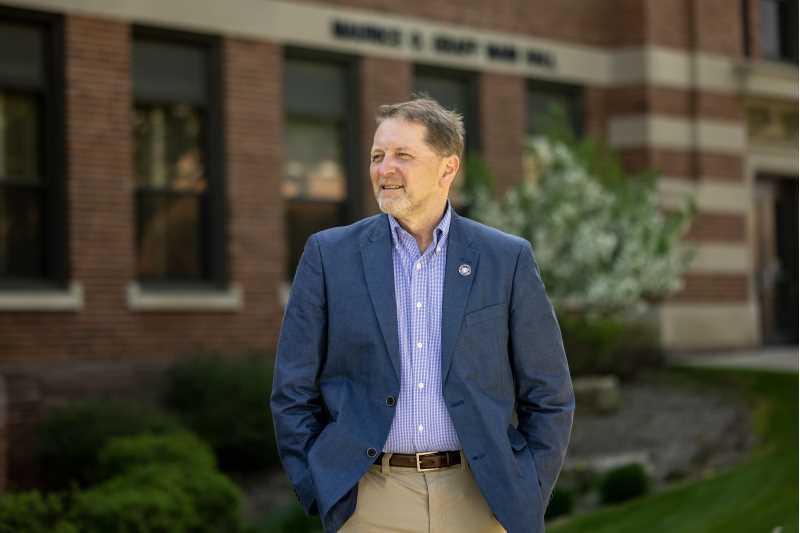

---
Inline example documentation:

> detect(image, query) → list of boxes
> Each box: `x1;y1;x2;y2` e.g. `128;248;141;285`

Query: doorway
754;174;798;344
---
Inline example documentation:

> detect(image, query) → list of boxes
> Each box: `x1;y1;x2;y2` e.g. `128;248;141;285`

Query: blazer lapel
360;215;402;382
441;213;479;384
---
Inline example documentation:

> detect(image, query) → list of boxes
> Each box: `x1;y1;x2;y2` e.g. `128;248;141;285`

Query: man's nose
377;157;398;177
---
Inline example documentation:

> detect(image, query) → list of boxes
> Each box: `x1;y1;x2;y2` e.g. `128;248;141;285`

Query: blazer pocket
463;302;507;326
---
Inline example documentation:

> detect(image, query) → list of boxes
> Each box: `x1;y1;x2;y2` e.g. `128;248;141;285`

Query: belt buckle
415;451;439;472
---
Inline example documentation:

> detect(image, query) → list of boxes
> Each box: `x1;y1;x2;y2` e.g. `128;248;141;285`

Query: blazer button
366;447;378;458
386;395;396;407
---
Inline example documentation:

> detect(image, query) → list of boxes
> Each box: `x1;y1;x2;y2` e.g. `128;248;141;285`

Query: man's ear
440;154;460;186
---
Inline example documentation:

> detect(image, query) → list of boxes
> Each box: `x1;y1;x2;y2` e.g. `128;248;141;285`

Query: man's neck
393;201;449;253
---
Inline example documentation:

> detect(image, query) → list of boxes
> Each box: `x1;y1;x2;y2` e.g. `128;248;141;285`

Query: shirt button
436;246;441;254
366;447;378;458
415;262;421;270
416;302;422;309
418;382;425;389
386;395;396;407
416;342;423;349
417;425;424;432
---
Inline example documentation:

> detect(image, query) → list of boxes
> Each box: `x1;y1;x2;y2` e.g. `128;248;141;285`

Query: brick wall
479;73;525;196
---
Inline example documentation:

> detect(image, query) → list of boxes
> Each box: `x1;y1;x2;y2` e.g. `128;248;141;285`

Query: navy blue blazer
271;210;574;533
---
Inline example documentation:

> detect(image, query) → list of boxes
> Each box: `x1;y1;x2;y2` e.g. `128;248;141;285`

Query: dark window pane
414;70;477;154
284;59;346;119
134;104;205;191
414;74;468;116
0;21;44;87
527;86;582;137
133;40;207;104
286;200;342;278
283;118;345;201
0;185;43;277
0;92;40;182
136;192;203;279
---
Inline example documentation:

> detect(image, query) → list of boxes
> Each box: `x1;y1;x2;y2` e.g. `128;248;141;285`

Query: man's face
369;118;457;220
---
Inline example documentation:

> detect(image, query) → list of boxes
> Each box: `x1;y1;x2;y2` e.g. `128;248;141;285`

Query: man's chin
377;197;409;217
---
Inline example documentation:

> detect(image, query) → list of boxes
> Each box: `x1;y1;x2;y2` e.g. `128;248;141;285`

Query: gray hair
375;94;465;159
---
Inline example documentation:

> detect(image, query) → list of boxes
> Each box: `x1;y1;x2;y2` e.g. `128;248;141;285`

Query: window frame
413;64;481;155
131;25;227;290
526;79;585;138
282;47;361;278
0;5;66;290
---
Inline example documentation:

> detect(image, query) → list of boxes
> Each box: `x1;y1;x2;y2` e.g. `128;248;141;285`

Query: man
271;97;574;533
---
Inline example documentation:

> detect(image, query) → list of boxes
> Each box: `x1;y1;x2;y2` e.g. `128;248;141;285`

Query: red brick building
0;0;796;489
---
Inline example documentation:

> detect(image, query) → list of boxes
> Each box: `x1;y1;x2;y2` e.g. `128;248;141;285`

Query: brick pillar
478;73;525;197
359;57;412;217
65;15;135;355
0;374;6;493
223;38;286;341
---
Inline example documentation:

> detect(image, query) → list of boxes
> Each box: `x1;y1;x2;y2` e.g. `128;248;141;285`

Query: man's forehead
372;118;429;150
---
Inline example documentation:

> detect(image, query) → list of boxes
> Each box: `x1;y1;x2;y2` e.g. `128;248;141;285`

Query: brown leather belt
374;450;462;472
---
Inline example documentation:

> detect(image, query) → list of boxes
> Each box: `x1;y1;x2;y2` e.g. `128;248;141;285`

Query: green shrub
545;487;575;520
67;466;197;533
163;352;278;472
36;399;182;490
98;431;216;479
599;464;650;504
559;313;663;379
0;491;76;533
68;464;243;533
257;502;323;533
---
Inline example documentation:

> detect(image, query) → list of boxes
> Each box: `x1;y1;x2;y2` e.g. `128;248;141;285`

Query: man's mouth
381;185;404;191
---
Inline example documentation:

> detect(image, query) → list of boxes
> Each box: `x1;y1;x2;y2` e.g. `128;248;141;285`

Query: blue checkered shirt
382;203;462;453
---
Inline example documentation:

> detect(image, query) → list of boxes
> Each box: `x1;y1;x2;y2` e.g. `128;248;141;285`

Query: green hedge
0;491;76;533
255;503;323;533
97;431;216;479
559;313;663;380
36;399;182;490
545;487;575;520
599;464;651;504
163;352;278;472
69;445;243;533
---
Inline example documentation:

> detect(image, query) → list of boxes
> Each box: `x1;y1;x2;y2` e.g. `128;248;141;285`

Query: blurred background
0;1;796;532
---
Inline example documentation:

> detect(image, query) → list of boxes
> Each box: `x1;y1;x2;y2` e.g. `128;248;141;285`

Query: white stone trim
0;281;83;311
680;243;752;274
608;115;746;153
658;302;759;349
4;0;797;98
127;281;243;312
658;177;751;212
746;146;800;177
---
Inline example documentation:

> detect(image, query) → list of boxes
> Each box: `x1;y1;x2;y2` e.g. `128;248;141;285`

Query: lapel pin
458;264;472;277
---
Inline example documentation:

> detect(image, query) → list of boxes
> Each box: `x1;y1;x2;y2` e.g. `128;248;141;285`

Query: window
527;80;583;138
413;66;479;156
0;8;65;287
283;51;359;279
759;0;798;63
413;66;479;209
525;80;584;182
132;28;225;286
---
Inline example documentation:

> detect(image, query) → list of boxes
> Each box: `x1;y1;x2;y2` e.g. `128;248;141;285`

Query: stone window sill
0;281;84;311
127;281;243;312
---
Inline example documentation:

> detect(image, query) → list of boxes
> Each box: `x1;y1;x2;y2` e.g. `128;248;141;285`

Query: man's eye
399;153;412;159
371;154;382;162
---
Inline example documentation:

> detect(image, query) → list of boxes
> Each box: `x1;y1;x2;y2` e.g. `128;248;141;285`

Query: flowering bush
465;135;695;317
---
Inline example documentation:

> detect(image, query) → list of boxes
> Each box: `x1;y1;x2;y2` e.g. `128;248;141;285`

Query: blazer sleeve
509;241;575;506
270;234;329;516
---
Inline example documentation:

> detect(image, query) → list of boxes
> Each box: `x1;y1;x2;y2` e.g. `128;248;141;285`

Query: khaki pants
338;451;506;533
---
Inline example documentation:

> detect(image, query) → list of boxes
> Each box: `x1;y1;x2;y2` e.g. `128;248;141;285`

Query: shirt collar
387;200;452;252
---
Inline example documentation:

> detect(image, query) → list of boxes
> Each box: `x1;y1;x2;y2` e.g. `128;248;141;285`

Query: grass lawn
550;367;798;533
